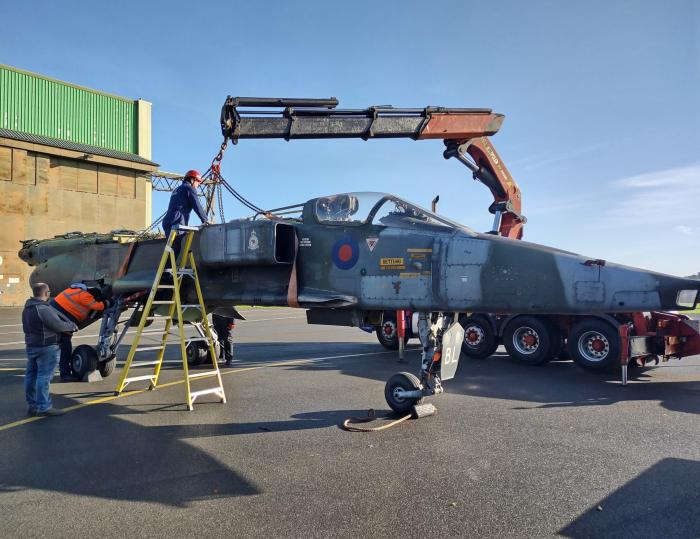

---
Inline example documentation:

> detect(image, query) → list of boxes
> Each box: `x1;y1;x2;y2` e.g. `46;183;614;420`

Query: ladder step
152;300;175;305
187;337;211;343
123;374;156;383
157;285;175;289
131;360;162;367
181;304;202;309
188;370;220;379
190;387;225;399
136;345;165;352
165;268;194;275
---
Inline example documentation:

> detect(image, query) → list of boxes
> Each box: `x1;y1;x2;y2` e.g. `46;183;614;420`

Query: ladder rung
165;268;194;275
188;370;220;379
181;304;202;309
123;374;156;383
187;337;210;342
131;360;161;367
190;387;224;399
136;345;165;352
157;285;175;289
152;300;175;305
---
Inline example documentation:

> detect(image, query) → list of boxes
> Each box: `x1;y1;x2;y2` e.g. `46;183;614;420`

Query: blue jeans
25;345;60;412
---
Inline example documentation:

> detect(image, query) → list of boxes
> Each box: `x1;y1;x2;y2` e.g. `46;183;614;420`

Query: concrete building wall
0;142;152;306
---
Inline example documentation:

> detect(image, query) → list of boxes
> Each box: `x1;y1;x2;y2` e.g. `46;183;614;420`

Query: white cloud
674;225;693;235
604;163;700;226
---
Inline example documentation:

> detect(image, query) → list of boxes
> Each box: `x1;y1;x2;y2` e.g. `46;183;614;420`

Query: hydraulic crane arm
220;96;525;239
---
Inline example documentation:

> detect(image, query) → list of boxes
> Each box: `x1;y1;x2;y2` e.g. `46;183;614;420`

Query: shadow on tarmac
0;338;699;507
0;397;370;506
284;347;700;417
559;458;700;538
0;401;259;507
0;341;379;507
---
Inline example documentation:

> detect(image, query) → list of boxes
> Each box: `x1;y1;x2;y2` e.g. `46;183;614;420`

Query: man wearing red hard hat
162;169;211;254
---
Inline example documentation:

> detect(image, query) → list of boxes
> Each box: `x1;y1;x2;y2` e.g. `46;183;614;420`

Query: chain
217;181;225;223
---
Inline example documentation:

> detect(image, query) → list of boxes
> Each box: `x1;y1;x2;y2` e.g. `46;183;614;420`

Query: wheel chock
82;370;103;383
411;402;436;419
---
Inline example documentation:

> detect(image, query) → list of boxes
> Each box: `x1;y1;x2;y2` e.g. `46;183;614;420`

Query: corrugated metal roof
0;128;158;167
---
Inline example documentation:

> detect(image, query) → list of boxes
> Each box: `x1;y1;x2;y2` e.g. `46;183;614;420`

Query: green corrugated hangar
0;64;158;306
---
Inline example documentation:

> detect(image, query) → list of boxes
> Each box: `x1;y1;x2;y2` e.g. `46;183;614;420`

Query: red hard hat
184;169;202;182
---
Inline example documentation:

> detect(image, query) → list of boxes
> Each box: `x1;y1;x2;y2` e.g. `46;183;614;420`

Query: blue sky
4;0;699;276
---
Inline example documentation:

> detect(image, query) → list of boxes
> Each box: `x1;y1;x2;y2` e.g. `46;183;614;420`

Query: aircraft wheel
503;316;558;366
376;314;407;350
186;342;208;366
99;357;116;378
71;345;98;380
384;372;424;414
459;315;498;359
568;319;619;372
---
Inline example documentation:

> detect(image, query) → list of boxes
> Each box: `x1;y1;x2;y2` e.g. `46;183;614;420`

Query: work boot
37;408;66;417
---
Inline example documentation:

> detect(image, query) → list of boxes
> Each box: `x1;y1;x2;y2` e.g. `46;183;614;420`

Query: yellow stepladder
115;225;226;411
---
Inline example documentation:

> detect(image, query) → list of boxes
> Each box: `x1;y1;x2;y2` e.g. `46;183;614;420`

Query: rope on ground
341;409;412;432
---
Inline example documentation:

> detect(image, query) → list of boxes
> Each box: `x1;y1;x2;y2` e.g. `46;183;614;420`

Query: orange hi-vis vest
53;287;106;322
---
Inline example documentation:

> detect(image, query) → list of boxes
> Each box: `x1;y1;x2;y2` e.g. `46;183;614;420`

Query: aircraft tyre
459;315;498;359
71;345;98;380
186;342;208;366
503;316;558;366
376;314;408;350
385;372;424;414
568;318;619;372
99;357;116;378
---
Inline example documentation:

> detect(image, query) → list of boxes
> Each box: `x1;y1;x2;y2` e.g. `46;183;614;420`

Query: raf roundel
332;236;359;270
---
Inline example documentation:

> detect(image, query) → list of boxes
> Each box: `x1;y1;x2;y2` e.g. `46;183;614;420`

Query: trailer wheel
459;315;498;359
71;345;98;380
376;313;407;350
99;357;116;378
384;372;424;414
568;319;619;372
503;316;557;366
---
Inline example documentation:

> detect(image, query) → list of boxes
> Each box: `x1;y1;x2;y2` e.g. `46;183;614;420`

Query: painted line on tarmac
0;349;403;432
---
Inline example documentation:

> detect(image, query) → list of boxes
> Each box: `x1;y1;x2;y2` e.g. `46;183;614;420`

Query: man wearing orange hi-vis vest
50;283;112;381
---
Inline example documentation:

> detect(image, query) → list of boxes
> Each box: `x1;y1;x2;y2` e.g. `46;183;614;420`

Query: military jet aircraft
18;97;700;413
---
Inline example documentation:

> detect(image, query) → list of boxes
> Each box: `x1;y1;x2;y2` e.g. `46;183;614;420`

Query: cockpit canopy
304;192;474;234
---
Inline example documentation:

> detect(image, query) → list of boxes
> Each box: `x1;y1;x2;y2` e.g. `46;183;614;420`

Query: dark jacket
162;182;208;235
22;297;78;347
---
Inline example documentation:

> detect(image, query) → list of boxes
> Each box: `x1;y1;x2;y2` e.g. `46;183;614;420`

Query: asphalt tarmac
0;306;699;538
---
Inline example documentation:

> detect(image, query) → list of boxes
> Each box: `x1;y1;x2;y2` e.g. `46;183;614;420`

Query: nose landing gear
384;312;464;414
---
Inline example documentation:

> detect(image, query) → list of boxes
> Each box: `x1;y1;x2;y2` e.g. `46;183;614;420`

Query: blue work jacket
162;182;208;234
